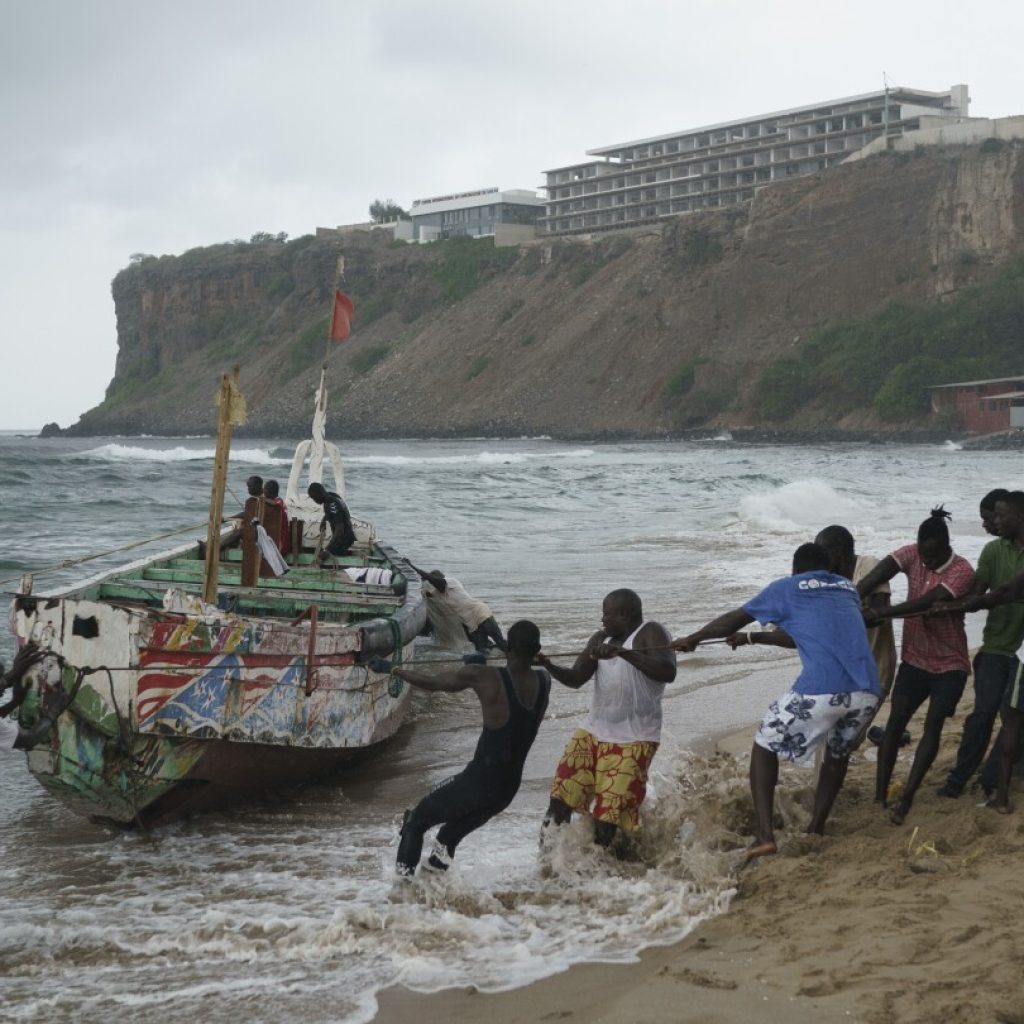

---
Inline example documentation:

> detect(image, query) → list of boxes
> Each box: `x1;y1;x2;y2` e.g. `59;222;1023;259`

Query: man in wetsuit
391;620;550;877
307;482;355;561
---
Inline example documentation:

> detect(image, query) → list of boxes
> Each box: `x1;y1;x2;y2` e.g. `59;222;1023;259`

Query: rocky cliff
67;138;1024;439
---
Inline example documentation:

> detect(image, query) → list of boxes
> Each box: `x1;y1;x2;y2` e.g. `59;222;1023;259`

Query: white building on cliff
543;84;971;235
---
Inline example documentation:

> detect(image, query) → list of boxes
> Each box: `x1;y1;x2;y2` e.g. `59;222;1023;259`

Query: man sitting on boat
391;620;550;877
0;644;73;752
262;479;291;556
307;482;355;562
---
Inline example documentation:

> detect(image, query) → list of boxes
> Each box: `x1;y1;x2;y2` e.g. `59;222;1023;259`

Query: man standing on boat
307;482;355;561
391;620;550;876
541;589;676;848
0;644;73;752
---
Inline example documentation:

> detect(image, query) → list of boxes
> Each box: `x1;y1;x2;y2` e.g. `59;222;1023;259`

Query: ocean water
0;431;1016;1022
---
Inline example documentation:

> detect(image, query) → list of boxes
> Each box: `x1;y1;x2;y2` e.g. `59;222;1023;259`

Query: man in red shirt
857;507;974;825
262;479;291;556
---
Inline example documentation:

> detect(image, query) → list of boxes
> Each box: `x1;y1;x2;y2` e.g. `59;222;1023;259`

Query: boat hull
11;540;425;826
26;688;411;827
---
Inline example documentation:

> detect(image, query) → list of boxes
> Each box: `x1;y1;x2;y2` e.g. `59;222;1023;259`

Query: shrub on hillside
754;358;810;421
351;345;390;374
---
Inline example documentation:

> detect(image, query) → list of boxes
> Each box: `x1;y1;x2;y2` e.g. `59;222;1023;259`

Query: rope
0;519;220;589
20;638;733;679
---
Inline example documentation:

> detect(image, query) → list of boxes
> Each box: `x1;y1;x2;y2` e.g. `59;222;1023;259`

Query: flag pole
310;256;352;489
323;253;346;368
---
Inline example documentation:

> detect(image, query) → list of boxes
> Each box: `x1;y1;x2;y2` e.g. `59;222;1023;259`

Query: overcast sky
2;0;1021;430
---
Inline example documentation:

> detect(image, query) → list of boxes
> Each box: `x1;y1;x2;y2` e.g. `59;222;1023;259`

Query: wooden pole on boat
202;369;239;604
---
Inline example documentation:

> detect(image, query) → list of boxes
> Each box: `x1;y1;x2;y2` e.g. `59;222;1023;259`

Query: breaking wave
76;445;290;466
736;478;863;534
344;449;596;467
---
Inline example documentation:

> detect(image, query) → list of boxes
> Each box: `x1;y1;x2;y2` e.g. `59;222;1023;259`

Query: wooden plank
99;578;399;610
137;566;396;598
203;372;235;604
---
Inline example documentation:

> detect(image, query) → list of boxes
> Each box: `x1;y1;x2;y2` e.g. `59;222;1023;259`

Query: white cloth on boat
587;623;667;744
0;716;18;752
161;589;225;621
344;567;393;585
255;522;289;577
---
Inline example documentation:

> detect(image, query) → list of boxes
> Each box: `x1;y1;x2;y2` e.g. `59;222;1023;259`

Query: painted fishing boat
9;365;426;826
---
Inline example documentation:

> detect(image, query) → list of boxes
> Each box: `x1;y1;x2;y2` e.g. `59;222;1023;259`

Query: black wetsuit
321;490;356;555
397;668;551;874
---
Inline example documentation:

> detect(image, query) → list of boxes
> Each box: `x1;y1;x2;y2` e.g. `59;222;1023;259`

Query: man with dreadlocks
857;507;975;825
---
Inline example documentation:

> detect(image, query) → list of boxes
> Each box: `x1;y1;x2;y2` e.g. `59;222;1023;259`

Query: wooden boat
9;366;426;826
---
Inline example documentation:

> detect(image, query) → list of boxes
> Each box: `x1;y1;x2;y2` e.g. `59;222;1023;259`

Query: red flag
330;290;354;341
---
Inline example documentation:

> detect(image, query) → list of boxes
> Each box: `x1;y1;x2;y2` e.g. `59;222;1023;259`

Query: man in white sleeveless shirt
539;589;676;846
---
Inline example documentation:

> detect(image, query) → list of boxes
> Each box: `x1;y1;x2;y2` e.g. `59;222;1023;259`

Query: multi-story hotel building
542;84;970;235
409;187;544;242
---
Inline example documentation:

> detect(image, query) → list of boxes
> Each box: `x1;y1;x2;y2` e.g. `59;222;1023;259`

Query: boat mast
307;366;328;487
309;254;348;487
203;368;245;604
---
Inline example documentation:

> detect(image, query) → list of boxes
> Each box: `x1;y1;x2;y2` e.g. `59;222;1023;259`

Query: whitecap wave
78;444;289;465
345;449;596;467
736;478;862;533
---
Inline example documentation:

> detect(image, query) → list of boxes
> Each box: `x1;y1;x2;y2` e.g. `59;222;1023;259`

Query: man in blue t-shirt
674;542;880;860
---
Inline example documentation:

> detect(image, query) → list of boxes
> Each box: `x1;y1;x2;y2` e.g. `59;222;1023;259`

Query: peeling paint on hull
11;540;425;826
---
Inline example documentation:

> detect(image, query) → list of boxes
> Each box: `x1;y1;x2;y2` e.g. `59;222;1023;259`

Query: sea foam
737;478;862;533
78;444;289;466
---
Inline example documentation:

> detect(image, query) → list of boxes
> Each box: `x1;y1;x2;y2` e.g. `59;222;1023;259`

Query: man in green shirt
938;490;1024;798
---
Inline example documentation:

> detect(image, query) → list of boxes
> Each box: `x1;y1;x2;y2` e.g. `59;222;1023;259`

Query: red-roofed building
929;376;1024;433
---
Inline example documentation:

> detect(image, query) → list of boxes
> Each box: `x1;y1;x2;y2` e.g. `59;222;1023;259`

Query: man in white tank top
539;589;676;847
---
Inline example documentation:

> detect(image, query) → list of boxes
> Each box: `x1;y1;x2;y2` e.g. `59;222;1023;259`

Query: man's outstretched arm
673;608;755;652
536;631;602;689
392;665;480;693
856;555;900;599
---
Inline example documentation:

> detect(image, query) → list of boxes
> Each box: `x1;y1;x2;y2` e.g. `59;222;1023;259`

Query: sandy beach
376;720;1024;1024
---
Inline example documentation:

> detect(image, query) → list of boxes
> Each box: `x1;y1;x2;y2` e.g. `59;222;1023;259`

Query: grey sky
1;0;1020;430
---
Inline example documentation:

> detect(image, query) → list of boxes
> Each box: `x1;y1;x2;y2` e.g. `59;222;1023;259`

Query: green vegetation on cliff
754;254;1024;422
73;140;1024;439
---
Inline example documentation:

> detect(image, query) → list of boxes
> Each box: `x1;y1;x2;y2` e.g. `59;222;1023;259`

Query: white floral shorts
754;689;879;766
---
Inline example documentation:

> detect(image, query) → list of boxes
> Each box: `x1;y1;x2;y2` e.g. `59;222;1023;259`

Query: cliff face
70;139;1024;438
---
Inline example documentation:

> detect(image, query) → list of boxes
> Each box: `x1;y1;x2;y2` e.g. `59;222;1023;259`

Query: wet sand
376;721;1024;1024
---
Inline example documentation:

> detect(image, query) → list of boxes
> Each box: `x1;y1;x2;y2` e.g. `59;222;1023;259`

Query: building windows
544;86;966;234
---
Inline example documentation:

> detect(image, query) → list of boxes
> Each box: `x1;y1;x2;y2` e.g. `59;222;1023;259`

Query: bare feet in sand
744;840;778;862
986;799;1012;815
889;801;910;826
